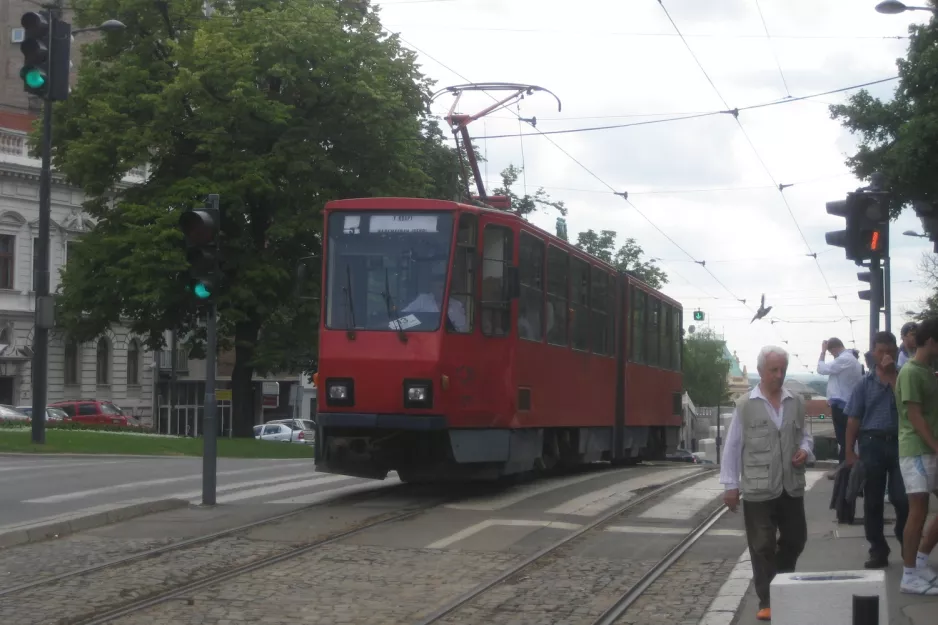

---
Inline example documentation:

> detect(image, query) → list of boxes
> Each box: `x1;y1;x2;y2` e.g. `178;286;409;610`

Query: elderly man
721;345;815;621
819;337;863;464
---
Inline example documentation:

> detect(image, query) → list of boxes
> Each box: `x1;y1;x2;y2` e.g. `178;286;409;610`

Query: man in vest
721;345;815;621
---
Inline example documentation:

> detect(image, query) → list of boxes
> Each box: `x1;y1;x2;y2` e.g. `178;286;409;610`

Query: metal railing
0;128;148;181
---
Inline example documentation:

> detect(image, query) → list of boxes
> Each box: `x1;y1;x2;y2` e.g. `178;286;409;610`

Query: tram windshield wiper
343;264;356;340
383;268;407;343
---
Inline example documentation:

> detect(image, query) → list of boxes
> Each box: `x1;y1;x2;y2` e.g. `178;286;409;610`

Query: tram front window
324;211;457;333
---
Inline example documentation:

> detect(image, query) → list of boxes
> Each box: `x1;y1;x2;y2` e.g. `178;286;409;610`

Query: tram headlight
403;379;432;408
325;378;354;407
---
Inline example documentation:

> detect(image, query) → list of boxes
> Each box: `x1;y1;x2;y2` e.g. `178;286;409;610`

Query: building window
570;257;590;351
96;338;109;385
480;224;513;337
546;245;568;347
630;287;646;363
0;235;14;289
448;213;477;334
65;340;79;385
127;340;140;385
518;232;545;342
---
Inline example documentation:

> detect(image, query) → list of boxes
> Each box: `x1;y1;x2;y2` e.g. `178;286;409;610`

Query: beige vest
737;393;807;502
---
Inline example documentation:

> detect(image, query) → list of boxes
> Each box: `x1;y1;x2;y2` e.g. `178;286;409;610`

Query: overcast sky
375;0;933;375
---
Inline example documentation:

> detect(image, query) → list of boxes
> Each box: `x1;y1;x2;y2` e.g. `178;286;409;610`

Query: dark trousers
832;403;847;464
859;432;908;557
743;492;808;609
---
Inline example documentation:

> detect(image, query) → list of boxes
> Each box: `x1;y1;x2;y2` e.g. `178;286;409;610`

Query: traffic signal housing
857;269;883;309
179;197;221;303
693;310;705;321
825;191;889;264
19;12;71;101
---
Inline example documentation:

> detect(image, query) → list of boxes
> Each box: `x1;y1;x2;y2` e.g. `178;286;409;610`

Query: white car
253;422;311;444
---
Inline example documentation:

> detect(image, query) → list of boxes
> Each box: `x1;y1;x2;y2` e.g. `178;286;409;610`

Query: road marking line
270;478;403;504
0;460;129;474
426;519;584;549
546;467;700;516
605;525;746;537
444;467;644;511
640;475;724;520
207;475;354;504
154;474;341;504
24;462;312;503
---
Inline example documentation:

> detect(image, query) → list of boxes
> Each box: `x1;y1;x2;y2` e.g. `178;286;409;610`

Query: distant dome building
723;345;751;400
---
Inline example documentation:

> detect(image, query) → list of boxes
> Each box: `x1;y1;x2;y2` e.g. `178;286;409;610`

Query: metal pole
30;9;60;445
716;404;722;465
202;304;218;505
869;258;882;354
169;329;177;434
852;595;879;625
883;225;891;334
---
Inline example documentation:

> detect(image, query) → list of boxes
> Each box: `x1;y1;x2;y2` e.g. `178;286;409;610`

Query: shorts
899;455;938;495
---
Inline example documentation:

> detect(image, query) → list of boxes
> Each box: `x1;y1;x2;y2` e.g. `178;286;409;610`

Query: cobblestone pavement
110;544;522;625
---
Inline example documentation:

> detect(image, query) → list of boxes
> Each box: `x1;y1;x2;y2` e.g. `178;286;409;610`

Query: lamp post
903;230;929;238
875;1;936;13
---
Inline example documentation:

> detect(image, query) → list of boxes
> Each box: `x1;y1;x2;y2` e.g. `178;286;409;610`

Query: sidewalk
729;476;938;625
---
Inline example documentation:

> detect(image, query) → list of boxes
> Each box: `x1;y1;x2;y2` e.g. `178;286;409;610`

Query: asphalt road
0;454;394;531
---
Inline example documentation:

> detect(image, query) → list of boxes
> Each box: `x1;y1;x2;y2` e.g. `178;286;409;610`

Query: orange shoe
756;607;771;621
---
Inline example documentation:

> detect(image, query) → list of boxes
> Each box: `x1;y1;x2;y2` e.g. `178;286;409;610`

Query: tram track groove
413;466;716;625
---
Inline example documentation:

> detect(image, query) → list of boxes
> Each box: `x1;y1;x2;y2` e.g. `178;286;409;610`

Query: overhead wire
753;0;792;98
396;36;810;370
656;0;858;350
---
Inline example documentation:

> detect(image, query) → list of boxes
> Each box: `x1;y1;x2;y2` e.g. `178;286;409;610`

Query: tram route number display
369;214;438;233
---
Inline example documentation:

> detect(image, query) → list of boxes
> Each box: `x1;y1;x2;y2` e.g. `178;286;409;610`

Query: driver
401;274;468;332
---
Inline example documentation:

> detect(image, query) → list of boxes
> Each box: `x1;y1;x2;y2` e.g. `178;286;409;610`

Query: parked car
253;422;310;444
48;399;139;427
0;405;30;422
665;449;699;464
15;406;68;421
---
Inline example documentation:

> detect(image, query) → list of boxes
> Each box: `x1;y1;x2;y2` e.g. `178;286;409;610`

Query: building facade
0;111;157;418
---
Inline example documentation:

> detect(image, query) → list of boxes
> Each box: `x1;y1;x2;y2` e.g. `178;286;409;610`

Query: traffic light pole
884;225;892;334
869;257;883;353
30;8;59;445
202;302;218;505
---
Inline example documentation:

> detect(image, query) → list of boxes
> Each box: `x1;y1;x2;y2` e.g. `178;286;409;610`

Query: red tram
314;197;684;482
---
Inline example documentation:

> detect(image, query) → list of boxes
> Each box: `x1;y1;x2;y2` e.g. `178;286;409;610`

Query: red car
49;399;136;426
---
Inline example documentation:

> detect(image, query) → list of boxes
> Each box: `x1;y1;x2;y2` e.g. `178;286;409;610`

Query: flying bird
751;294;772;324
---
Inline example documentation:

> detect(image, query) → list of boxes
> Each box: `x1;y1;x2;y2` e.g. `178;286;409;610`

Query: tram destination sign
369;214;438;233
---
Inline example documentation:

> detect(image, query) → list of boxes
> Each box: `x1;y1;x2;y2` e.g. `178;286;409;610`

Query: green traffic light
21;67;46;90
193;282;211;299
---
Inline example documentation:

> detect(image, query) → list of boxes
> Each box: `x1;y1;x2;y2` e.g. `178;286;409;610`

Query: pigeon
751;294;772;324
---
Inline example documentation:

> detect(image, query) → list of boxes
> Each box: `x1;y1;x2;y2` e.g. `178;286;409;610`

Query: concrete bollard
770;571;887;625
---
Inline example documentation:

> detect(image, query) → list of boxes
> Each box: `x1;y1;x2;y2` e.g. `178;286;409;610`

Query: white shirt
402;293;468;332
719;385;816;492
817;349;863;403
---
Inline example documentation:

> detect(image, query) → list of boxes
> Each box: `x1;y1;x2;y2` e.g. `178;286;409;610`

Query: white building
0;112;157;420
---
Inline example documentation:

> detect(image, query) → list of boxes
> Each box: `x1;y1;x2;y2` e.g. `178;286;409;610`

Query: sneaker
917;565;938;583
900;573;938;595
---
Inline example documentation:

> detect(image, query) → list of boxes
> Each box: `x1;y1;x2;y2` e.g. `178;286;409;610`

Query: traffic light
693;310;705;321
825;191;888;264
179;195;221;302
857;269;883;309
825;197;861;262
19;12;71;101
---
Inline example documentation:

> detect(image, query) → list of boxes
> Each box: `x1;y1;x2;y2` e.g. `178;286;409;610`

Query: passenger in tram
401;272;468;332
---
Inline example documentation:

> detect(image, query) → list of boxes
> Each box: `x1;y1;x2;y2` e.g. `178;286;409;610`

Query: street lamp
72;19;125;35
875;1;936;14
903;230;929;237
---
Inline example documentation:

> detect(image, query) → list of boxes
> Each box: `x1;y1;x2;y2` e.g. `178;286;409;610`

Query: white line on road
640;475;724;520
211;475;354;504
546;468;699;516
23;462;312;503
426;519;584;549
0;460;127;474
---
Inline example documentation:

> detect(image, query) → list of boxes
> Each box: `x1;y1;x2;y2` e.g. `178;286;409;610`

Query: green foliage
48;1;461;405
0;419;152;432
683;327;731;406
575;229;668;289
492;164;568;218
829;7;938;217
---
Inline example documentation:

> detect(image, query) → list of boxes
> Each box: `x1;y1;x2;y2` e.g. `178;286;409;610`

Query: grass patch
0;429;314;459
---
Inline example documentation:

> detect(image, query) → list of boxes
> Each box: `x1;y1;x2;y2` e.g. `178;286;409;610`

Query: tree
683;328;731;407
575;229;668;288
49;0;461;435
912;253;938;320
829;5;938;216
491;164;567;219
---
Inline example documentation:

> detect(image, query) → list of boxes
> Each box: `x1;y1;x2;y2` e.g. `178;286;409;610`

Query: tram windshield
324;211;456;333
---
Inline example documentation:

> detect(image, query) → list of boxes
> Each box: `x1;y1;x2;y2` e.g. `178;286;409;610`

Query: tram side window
590;267;613;356
659;305;672;370
448;213;477;334
672;308;682;371
646;296;660;367
518;232;545;342
546;245;569;346
481;225;513;337
570;257;591;351
630;287;645;363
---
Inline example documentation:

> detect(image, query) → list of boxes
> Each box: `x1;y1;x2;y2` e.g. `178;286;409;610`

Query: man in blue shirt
845;331;909;569
820;337;864;464
899;321;918;369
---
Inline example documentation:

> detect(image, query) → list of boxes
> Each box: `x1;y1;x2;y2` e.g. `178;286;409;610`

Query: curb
0;498;189;549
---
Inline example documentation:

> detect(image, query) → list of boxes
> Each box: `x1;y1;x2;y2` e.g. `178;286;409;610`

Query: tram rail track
414;466;723;625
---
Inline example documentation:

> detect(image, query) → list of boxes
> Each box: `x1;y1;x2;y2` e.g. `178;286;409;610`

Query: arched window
127;340;140;385
0;328;9;347
64;340;79;385
96;338;109;385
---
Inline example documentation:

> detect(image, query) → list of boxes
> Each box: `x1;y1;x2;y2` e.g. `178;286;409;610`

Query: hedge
0;419;157;434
